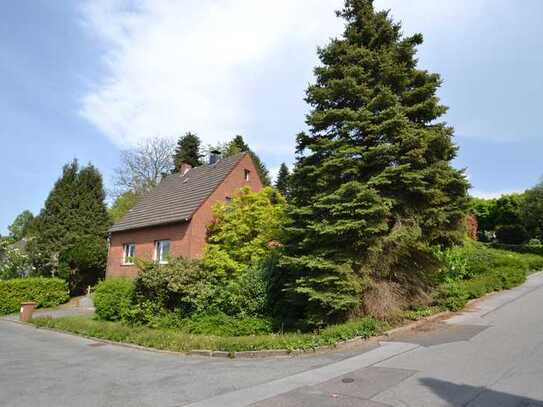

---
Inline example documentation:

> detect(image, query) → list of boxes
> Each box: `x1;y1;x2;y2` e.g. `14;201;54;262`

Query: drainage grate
341;378;355;383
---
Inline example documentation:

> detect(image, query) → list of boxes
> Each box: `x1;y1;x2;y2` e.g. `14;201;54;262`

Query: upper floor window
122;243;135;265
154;240;171;264
244;169;250;182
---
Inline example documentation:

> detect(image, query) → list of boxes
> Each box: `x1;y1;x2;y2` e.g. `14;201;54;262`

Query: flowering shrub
0;240;33;280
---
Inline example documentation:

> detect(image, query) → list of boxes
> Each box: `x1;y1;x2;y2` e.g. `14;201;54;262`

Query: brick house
106;152;263;278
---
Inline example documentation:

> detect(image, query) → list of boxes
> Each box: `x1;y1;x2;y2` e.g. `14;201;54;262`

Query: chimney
209;150;221;165
179;162;192;175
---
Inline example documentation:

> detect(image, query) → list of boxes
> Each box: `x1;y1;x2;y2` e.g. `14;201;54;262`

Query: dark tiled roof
110;153;246;233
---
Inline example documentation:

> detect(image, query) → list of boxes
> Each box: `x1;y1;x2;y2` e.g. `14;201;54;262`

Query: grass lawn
32;315;387;353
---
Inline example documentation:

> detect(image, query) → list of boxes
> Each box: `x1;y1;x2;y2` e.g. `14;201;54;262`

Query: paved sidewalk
1;295;95;322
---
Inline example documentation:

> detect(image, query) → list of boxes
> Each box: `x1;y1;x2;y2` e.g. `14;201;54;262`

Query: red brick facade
106;154;263;278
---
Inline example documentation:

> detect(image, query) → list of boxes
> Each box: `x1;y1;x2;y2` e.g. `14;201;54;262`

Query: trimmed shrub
94;278;134;321
0;277;69;315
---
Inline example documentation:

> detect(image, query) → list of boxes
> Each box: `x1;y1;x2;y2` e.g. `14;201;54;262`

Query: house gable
186;153;264;258
106;153;264;278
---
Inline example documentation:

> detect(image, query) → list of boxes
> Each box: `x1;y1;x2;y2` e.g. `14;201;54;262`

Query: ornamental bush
131;256;273;323
0;240;33;280
0;277;69;315
133;257;214;317
94;278;134;321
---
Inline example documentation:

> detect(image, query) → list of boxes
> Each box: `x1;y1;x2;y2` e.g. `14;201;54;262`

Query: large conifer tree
31;160;111;294
173;132;202;171
276;0;469;326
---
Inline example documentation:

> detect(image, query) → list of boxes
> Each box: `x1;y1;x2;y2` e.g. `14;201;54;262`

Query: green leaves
30;160;111;294
0;277;69;315
278;0;469;325
203;187;287;277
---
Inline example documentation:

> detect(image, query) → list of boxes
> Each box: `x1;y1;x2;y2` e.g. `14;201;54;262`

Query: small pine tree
224;135;271;185
31;160;112;294
173;132;202;171
275;163;291;197
274;0;469;326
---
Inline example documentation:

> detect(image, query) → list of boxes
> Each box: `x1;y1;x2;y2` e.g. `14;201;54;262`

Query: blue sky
1;0;542;234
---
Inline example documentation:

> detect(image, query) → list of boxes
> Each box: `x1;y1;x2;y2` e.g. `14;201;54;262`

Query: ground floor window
154;240;171;264
122;243;135;265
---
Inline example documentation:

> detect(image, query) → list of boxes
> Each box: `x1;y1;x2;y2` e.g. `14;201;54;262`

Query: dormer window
244;169;250;182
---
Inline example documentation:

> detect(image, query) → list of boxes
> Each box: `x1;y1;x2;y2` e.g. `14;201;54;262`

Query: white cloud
80;0;343;148
80;1;489;149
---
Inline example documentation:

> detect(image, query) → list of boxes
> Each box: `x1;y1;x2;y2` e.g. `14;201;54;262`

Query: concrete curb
1;310;447;360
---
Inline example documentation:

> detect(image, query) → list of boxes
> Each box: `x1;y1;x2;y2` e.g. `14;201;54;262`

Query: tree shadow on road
419;377;543;406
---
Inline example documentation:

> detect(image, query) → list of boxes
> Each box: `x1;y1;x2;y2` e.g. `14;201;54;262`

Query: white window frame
122;243;136;265
154;240;171;264
244;169;250;182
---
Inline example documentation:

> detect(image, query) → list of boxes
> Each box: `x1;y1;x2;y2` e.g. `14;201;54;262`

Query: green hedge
94;278;134;321
0;277;69;315
490;243;543;257
434;243;543;311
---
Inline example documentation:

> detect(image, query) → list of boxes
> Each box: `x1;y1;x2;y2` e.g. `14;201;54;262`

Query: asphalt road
2;272;543;407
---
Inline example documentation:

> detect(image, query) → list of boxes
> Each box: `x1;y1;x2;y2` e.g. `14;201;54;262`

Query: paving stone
249;387;391;406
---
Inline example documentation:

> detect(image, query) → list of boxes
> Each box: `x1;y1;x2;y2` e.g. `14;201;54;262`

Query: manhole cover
89;342;106;347
342;378;355;383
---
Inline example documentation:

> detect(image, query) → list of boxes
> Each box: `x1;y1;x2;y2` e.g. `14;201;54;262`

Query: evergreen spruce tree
31;160;111;294
224;135;271;185
173;132;202;171
274;0;469;326
275;163;291;197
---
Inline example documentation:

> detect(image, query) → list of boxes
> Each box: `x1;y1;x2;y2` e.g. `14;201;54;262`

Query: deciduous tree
113;137;175;197
7;210;34;242
521;181;543;240
109;191;140;222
